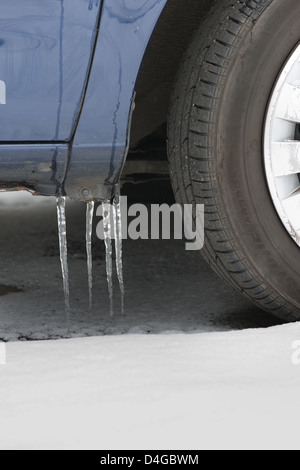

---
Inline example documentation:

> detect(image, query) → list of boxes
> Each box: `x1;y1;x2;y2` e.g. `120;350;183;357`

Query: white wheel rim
264;43;300;247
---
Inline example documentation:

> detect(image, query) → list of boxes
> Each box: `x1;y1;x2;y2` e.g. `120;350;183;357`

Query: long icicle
103;201;114;316
113;188;125;315
56;195;70;322
86;200;95;313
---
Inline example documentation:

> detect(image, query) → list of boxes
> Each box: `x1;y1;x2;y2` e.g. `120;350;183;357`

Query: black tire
168;0;300;321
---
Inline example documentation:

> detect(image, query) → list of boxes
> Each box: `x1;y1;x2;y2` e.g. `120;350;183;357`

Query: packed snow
1;326;300;450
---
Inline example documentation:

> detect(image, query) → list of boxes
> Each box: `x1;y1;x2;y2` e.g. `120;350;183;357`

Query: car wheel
168;0;300;320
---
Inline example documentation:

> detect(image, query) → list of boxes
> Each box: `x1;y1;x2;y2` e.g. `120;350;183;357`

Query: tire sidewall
217;0;300;306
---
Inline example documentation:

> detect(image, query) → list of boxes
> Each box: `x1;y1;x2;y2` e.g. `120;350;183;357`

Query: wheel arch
130;0;217;147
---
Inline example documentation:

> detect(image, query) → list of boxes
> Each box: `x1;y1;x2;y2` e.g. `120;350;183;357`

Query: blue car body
0;0;168;200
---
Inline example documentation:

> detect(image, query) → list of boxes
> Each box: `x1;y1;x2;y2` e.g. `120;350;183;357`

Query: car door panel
0;0;100;142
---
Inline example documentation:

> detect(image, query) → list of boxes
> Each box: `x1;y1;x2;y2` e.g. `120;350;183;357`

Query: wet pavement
0;191;283;342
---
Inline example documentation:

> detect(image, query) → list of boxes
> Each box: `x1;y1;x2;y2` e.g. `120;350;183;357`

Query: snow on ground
0;191;298;450
1;325;300;450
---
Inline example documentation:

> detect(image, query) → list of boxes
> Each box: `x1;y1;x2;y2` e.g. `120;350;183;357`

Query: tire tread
167;0;299;321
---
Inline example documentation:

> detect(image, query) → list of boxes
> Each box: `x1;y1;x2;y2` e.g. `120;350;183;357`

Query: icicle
102;201;114;316
86;201;95;313
113;188;125;315
56;195;70;321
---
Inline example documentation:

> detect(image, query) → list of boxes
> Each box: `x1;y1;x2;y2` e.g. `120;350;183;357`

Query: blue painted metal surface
0;0;101;142
65;0;168;200
0;144;69;193
0;0;168;199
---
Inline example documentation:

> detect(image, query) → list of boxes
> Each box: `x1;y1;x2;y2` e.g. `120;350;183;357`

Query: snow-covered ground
0;191;299;450
1;326;300;450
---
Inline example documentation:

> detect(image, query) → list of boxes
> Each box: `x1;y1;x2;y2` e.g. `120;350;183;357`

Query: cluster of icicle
56;187;124;321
